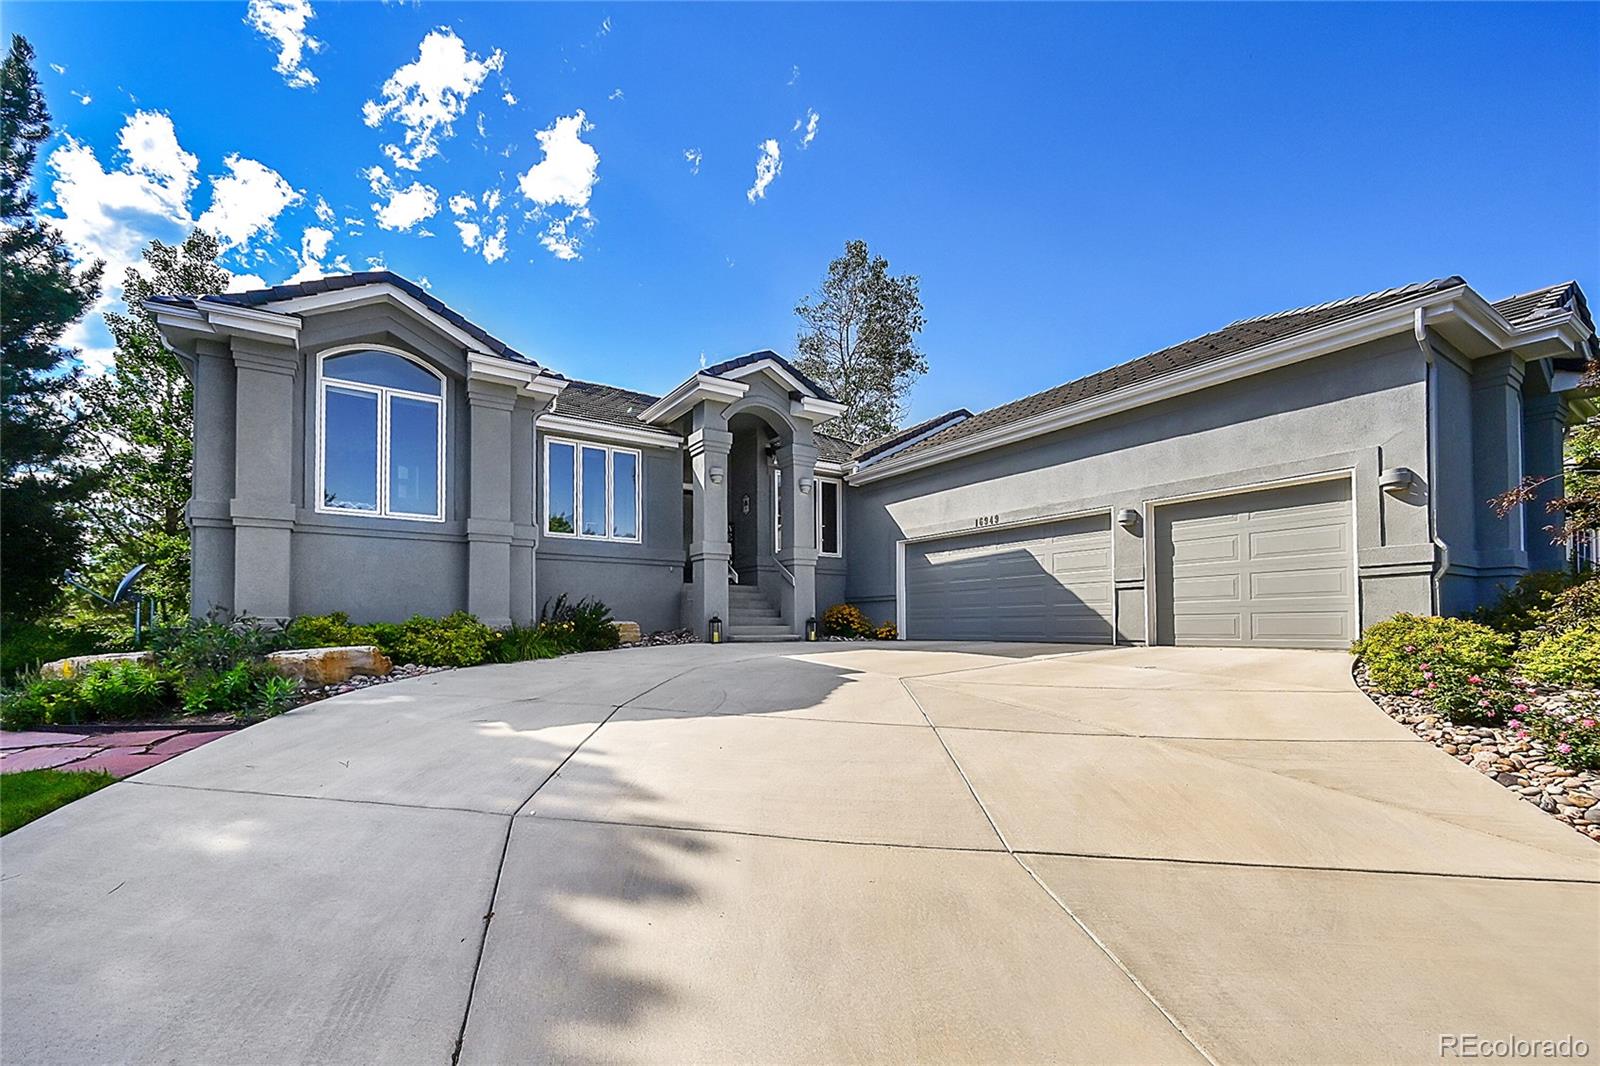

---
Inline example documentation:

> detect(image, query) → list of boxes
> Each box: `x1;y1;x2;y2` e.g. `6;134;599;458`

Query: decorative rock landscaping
295;662;449;702
39;650;155;679
266;644;393;686
1355;664;1600;842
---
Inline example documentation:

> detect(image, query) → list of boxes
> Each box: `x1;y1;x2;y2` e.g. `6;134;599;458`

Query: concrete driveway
3;642;1597;1064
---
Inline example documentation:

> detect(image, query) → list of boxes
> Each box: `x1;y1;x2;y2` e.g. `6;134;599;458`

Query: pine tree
0;34;103;622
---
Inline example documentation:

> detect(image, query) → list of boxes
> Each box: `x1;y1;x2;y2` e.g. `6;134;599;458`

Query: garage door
1155;479;1354;649
904;515;1113;643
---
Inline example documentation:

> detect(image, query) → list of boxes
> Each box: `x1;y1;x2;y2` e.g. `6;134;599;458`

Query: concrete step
726;624;797;641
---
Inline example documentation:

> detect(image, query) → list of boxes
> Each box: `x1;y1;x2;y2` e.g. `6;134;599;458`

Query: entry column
467;378;518;628
229;338;298;621
775;440;819;636
685;413;733;635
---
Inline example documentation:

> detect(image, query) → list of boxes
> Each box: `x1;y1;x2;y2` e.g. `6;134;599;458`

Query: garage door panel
1158;479;1354;650
905;515;1113;643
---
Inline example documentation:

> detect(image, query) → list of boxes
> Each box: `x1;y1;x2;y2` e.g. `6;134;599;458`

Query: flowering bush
873;621;899;641
1418;663;1520;726
1516;621;1600;689
1510;692;1600;772
1350;614;1512;694
822;603;873;638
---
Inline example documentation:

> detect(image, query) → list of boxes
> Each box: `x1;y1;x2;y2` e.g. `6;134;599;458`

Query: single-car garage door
904;514;1113;643
1155;478;1354;649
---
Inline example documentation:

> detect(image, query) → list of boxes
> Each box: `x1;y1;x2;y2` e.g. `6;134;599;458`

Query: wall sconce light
800;477;814;495
1378;467;1416;494
806;617;819;642
708;615;723;643
1115;508;1141;531
710;466;724;485
741;494;750;515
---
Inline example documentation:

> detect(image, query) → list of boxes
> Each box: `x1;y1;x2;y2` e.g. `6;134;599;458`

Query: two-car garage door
899;478;1355;649
903;514;1114;643
1154;478;1355;649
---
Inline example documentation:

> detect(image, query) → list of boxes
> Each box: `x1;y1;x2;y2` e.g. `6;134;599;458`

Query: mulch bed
1354;664;1600;842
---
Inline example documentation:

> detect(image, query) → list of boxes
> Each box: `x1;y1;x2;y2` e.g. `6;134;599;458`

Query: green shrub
1424;664;1521;726
0;620;114;681
0;662;178;729
1473;570;1584;637
492;623;564;663
1512;693;1600;772
182;662;300;719
387;612;496;667
282;611;361;648
152;615;289;677
1517;622;1600;689
1536;577;1600;640
873;621;899;641
539;595;620;653
1351;614;1513;694
822;603;872;638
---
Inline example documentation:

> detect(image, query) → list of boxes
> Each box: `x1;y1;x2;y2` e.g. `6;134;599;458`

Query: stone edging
1352;663;1600;842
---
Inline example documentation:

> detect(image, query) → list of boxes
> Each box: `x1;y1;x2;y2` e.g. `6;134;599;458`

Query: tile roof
551;379;662;427
701;350;839;404
885;277;1474;464
148;271;539;367
854;408;973;463
814;432;859;464
1492;281;1594;337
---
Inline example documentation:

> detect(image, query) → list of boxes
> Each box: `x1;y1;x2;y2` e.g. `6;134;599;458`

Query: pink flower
1422;671;1434;680
1582;719;1597;729
1468;675;1482;685
1558;743;1573;754
1404;645;1417;653
1428;682;1437;690
1513;704;1529;715
1478;698;1490;708
1411;688;1426;697
1507;719;1523;730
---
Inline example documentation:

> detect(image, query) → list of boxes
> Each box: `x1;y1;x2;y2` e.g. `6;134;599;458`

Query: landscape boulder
267;645;393;686
40;651;155;679
613;621;643;644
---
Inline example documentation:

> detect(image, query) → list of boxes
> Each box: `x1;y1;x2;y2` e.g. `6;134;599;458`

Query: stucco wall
844;334;1437;640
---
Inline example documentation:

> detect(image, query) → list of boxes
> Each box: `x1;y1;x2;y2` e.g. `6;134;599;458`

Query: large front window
546;438;641;541
817;477;842;556
317;349;445;521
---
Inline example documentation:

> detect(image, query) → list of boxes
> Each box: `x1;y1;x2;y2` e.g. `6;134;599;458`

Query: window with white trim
546;437;641;541
817;476;842;556
317;349;445;521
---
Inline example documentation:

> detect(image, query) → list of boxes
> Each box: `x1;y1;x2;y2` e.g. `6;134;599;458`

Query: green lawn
1;769;115;835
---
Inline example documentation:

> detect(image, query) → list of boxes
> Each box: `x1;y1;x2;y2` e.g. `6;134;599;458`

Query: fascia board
202;303;301;344
724;358;815;397
637;375;748;424
538;412;682;450
262;284;508;361
790;396;848;422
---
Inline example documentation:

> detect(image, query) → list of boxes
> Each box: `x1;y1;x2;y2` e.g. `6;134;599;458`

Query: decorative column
190;339;236;618
684;409;733;635
466;378;518;628
1523;391;1568;572
229;338;299;621
509;393;548;625
776;439;819;635
1470;354;1528;571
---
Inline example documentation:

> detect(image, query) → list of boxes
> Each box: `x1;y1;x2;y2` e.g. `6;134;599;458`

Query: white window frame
774;468;783;553
544;436;643;543
315;346;446;523
815;476;844;557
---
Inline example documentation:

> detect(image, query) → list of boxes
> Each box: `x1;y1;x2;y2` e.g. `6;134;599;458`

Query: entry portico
638;353;846;638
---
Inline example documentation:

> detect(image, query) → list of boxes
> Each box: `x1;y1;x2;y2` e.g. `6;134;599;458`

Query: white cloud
787;65;800;86
481;226;506;264
72;91;92;106
482;188;501;212
503;91;517;105
745;139;781;203
599;16;612;35
517;111;600;261
313;195;334;222
448;193;476;216
363;27;505;170
608;88;624;101
245;0;323;89
197;155;300;249
50;63;66;75
449;187;509;263
364;165;438;230
683;147;702;175
285;225;337;282
46;110;197;290
797;109;819;148
225;272;268;293
453;220;481;248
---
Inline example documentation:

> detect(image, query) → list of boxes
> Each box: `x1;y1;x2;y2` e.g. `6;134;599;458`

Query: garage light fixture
1378;467;1416;494
710;466;724;485
1115;508;1141;530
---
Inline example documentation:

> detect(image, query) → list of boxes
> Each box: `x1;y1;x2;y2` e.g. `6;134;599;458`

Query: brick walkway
0;729;232;778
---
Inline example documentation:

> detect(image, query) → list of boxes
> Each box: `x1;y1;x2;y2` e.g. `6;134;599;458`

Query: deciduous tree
794;239;927;443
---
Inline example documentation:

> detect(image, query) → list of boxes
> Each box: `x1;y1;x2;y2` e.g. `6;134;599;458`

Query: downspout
1416;308;1449;614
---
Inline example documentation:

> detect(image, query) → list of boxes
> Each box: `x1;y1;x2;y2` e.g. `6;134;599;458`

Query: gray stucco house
149;272;1596;649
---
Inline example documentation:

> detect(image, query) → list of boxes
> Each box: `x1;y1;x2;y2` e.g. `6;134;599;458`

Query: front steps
726;584;799;642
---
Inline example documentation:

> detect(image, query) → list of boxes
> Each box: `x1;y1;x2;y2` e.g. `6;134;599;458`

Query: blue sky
13;1;1599;425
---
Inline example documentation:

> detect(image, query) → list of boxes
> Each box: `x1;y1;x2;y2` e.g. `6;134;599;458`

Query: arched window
317;349;445;521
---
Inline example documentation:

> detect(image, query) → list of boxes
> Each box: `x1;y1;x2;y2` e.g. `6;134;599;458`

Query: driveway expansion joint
1011;847;1600;885
525;811;1008;854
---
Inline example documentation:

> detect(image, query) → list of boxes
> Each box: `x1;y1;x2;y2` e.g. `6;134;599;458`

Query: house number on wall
973;514;1002;528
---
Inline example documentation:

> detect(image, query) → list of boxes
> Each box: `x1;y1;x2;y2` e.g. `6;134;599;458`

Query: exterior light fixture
806;617;819;641
1115;508;1141;530
1378;467;1416;494
708;615;723;643
710;466;724;485
799;477;814;495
